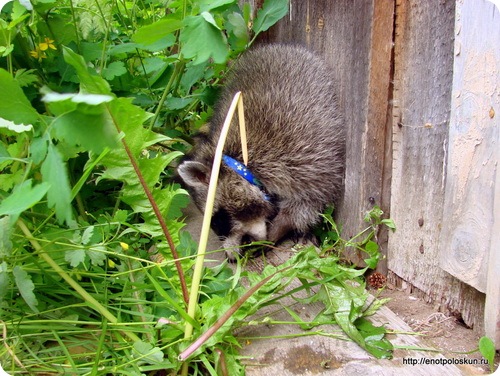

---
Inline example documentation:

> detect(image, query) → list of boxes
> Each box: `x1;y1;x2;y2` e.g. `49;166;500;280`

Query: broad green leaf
165;96;194;110
132;17;183;46
180;61;208;93
133;341;164;364
354;318;393;359
43;91;114;105
0;179;50;218
226;12;249;52
381;218;396;230
0;117;32;132
40;144;73;224
253;0;289;35
200;11;220;29
180;14;229;65
199;0;235;12
62;46;112;95
363;240;380;269
51;104;120;154
0;68;39;125
80;41;103;61
30;135;48;164
13;265;39;313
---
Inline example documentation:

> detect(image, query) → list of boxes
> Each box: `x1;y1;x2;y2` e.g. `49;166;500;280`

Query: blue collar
222;155;270;201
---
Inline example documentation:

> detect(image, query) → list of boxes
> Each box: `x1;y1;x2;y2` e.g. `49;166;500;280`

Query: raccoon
178;44;345;260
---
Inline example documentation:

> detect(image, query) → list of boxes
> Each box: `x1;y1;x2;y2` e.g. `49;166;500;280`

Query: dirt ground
377;287;499;375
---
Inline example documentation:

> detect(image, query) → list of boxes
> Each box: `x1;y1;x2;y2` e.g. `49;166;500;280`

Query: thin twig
117;133;190;306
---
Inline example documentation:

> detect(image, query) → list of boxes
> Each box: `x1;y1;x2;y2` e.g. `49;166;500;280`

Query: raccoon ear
178;161;211;187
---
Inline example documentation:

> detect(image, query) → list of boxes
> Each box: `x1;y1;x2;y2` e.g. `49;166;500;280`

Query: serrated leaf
81;226;94;245
0;117;32;133
13;265;39;313
14;68;39;87
0;68;39;125
87;246;106;266
180;14;229;65
253;0;289;35
65;249;86;267
42;92;114;105
40;144;73;224
102;61;127;80
0;179;50;218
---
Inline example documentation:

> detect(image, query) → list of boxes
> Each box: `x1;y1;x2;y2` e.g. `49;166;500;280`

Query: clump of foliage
0;0;397;375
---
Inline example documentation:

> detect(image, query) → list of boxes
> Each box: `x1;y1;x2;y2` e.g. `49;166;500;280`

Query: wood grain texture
439;0;500;348
243;0;495;334
388;0;489;331
439;0;499;293
389;0;455;291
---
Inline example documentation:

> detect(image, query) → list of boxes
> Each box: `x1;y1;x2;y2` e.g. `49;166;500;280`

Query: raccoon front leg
267;202;318;244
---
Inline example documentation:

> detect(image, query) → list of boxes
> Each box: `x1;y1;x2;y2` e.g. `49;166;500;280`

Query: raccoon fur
178;44;345;260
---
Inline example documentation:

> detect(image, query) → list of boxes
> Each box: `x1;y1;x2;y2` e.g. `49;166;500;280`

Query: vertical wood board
486;138;500;346
439;0;499;293
438;0;500;348
388;0;455;300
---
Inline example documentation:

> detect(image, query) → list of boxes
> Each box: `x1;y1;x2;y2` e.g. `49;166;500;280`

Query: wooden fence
245;0;499;347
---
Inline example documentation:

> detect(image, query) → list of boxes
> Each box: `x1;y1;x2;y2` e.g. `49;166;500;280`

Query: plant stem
148;60;186;130
16;219;141;343
180;93;250;376
183;92;242;339
111;121;190;306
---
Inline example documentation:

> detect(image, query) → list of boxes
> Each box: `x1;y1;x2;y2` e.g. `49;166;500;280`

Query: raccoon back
208;44;345;205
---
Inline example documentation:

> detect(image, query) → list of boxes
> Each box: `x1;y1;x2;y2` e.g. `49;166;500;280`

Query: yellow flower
108;259;116;268
29;46;46;61
39;37;56;51
119;242;129;250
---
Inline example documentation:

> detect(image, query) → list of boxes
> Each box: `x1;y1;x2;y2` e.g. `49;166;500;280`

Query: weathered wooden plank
387;0;481;320
486;141;500;347
447;0;500;349
389;0;455;290
361;1;395;273
439;0;499;293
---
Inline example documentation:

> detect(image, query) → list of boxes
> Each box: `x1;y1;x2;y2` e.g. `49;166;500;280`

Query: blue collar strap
222;155;270;201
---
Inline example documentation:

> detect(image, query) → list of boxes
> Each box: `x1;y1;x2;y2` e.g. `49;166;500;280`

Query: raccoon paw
290;232;319;247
